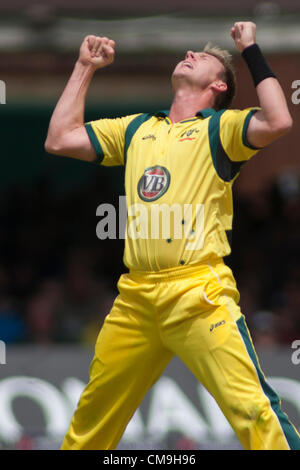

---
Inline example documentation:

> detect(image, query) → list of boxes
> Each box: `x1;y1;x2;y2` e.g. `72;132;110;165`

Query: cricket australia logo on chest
137;166;170;202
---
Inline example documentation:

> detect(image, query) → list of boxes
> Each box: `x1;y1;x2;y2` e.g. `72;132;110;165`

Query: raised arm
45;35;115;162
231;22;293;149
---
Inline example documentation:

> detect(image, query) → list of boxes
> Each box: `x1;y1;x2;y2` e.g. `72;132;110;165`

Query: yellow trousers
61;259;300;450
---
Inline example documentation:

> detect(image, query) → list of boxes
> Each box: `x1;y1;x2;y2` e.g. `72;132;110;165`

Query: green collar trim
154;110;170;118
155;108;218;120
196;108;218;119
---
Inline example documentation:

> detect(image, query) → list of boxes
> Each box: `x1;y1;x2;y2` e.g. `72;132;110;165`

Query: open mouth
182;61;193;69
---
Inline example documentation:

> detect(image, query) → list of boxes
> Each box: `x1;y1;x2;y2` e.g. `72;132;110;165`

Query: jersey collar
196;108;217;118
154;108;217;120
154;110;170;118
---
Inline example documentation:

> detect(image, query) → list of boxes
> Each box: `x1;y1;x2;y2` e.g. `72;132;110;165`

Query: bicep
247;77;293;149
246;110;283;149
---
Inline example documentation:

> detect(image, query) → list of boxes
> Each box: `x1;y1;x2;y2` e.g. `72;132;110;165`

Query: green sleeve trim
208;110;246;182
85;123;104;164
242;109;260;150
124;113;154;165
208;111;223;171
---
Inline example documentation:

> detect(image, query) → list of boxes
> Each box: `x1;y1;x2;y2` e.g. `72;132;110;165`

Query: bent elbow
44;138;52;154
285;115;293;132
271;116;293;137
44;137;63;155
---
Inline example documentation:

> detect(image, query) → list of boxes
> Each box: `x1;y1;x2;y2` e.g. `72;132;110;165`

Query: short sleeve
85;113;142;166
219;108;261;162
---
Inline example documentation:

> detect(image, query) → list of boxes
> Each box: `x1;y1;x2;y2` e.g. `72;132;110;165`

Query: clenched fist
231;22;256;52
78;35;115;69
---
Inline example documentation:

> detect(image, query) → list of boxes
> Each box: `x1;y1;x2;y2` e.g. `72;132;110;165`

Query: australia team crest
137;166;170;202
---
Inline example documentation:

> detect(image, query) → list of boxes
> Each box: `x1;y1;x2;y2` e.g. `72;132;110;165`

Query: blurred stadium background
0;0;300;450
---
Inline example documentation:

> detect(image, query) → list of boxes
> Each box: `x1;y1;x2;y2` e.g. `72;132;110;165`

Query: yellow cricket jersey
85;107;260;271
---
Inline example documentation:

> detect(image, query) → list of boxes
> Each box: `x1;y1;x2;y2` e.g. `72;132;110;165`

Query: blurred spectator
0;301;27;343
247;310;279;347
52;246;113;343
0;266;27;343
26;279;63;343
80;291;115;345
237;272;262;318
271;273;300;344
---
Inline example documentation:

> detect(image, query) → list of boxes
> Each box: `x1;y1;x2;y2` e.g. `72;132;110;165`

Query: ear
211;81;227;94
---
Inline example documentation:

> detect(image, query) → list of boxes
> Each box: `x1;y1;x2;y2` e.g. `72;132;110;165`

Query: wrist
242;43;276;87
241;41;255;52
75;60;97;76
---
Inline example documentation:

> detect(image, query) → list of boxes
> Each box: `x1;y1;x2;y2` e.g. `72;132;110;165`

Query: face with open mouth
172;50;226;91
181;60;193;69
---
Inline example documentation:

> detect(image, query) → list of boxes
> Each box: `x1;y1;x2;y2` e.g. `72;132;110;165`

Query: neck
169;87;215;123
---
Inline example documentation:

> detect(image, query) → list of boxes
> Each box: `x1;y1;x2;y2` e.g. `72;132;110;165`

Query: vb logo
0;340;6;364
0;81;6;104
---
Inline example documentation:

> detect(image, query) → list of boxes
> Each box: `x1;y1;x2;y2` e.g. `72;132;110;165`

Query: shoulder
220;107;261;124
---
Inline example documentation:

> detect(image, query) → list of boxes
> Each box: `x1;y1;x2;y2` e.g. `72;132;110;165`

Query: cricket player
45;22;300;450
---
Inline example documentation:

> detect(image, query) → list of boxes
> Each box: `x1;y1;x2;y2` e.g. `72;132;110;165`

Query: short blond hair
203;42;237;110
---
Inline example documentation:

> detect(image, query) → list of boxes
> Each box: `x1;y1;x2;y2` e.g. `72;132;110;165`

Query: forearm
45;35;115;160
241;41;292;147
247;79;292;148
46;61;95;143
231;23;292;147
242;43;292;135
255;77;293;133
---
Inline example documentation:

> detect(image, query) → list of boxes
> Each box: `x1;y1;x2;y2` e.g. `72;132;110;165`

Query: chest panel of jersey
123;116;233;271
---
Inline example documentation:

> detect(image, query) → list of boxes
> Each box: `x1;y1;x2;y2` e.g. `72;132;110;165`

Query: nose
185;50;195;60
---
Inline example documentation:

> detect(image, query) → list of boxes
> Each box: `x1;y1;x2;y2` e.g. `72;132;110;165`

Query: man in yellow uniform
45;22;300;450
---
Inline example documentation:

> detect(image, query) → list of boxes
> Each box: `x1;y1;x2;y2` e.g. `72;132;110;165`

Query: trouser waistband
128;258;223;283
